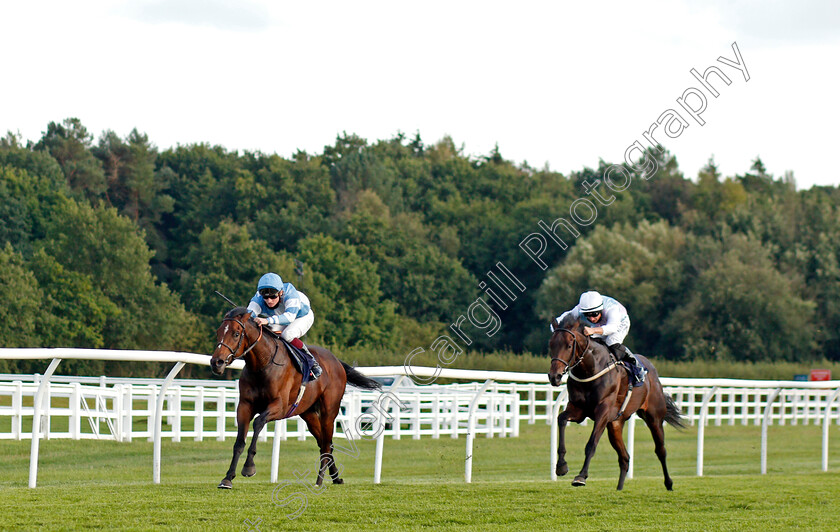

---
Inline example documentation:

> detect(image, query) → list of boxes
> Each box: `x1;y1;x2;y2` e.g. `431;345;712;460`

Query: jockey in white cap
553;290;646;387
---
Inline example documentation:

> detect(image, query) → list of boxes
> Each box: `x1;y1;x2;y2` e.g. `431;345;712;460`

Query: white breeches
269;311;315;341
596;315;630;346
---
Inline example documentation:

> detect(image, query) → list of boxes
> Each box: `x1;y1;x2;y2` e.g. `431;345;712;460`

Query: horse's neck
244;331;285;372
576;340;614;377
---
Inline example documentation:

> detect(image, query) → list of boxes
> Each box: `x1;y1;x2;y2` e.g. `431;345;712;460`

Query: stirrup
632;365;647;387
310;361;322;380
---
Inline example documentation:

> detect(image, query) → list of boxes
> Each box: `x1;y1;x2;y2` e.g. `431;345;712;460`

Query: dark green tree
533;220;688;355
663;233;815;362
33;118;107;201
297;234;398;348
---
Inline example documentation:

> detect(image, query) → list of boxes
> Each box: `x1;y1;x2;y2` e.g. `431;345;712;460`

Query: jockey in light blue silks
553;290;647;387
247;272;322;380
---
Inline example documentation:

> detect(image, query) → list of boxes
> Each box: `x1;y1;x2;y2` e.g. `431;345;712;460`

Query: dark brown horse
210;307;381;489
548;314;684;490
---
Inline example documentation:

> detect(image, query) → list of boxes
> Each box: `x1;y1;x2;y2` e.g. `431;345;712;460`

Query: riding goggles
260;289;280;299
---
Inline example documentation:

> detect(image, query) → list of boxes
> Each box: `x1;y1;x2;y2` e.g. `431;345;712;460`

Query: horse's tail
341;361;382;390
664;394;687;430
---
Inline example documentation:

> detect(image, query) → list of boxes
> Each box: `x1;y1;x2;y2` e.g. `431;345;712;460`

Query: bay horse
548;313;684;490
210;307;381;489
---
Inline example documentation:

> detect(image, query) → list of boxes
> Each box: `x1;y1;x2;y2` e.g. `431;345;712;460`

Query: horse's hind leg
644;415;673;490
220;401;253;489
321;408;344;485
606;419;629;490
300;410;335;487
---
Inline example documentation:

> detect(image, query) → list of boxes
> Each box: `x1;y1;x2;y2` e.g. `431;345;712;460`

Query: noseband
216;316;263;366
550;327;590;376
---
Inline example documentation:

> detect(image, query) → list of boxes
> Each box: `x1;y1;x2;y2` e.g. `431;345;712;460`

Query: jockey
554;290;646;387
247;272;322;380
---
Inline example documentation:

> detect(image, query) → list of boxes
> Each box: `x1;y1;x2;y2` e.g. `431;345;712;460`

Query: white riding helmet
579;291;604;313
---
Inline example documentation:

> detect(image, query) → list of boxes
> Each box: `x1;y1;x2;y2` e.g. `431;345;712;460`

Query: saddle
262;327;314;385
593;338;638;382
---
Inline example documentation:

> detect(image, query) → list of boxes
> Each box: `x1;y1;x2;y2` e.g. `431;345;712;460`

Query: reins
551;327;620;383
550;327;590;376
216;316;263;366
216;315;308;419
550;325;635;418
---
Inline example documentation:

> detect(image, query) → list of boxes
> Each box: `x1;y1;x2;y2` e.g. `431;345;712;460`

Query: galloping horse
548;313;684;490
210;307;381;489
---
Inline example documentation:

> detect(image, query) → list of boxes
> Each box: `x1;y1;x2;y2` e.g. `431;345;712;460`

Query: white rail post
374;376;406;484
760;388;782;474
528;383;536;424
194;387;204;442
29;358;62;488
270;420;282;483
216;387;226;441
172;387;182;443
627;413;636;479
511;393;520;437
70;382;81;440
114;384;124;442
124;383;133;443
465;379;493;483
697;386;718;477
12;381;23;440
450;395;459;438
823;386;840;472
549;388;568;481
153;361;185;484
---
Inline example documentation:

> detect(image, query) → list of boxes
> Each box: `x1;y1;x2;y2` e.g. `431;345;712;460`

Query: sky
1;0;839;189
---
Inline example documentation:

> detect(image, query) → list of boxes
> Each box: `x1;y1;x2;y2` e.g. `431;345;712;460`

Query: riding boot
306;346;323;380
609;343;646;387
291;337;322;380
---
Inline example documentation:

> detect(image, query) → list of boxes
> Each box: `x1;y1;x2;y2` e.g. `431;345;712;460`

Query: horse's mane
553;312;583;333
225;307;252;320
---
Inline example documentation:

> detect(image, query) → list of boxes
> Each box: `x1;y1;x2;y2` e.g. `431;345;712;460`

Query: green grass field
2;422;840;531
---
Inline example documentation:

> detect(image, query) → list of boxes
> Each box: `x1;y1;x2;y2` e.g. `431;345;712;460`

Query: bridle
216;316;263;366
550;327;590;376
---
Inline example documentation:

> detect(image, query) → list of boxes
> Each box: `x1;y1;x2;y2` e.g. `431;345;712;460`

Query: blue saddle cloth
260;324;313;384
280;338;313;385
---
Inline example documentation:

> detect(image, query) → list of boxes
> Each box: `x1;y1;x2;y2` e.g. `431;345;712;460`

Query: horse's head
548;316;587;386
210;307;256;375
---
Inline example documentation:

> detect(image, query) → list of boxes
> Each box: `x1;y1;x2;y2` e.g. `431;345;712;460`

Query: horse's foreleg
606;420;629;490
645;416;673;490
220;401;253;489
556;403;584;477
573;404;613;487
242;410;271;477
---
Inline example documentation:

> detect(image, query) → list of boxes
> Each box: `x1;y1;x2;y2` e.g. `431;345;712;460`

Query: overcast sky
2;0;838;189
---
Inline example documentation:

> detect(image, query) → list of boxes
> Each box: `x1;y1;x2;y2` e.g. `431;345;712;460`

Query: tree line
1;118;837;376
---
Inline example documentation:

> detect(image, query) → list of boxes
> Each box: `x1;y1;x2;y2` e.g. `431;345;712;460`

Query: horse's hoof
332;478;344;485
556;463;569;477
572;476;586;487
242;466;256;477
218;479;233;489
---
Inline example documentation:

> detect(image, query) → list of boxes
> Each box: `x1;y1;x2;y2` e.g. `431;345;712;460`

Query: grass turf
1;422;839;530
